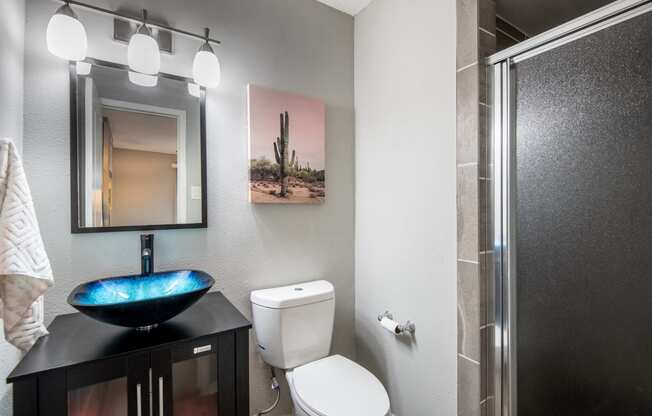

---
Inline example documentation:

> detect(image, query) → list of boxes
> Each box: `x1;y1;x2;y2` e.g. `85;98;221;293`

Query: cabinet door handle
158;376;164;416
136;383;142;416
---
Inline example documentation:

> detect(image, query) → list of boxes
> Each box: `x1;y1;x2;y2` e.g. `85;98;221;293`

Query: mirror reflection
73;61;205;230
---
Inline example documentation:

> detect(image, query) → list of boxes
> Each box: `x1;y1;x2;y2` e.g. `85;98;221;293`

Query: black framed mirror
70;58;207;233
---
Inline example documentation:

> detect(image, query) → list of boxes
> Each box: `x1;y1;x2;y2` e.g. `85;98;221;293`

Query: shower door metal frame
488;1;652;415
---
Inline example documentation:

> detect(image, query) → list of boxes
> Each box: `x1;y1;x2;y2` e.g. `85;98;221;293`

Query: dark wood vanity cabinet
8;293;251;416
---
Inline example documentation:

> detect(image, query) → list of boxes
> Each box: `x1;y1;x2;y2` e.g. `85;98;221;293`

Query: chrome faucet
141;234;154;275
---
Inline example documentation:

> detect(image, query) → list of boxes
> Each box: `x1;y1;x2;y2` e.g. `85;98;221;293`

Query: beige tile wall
456;0;496;415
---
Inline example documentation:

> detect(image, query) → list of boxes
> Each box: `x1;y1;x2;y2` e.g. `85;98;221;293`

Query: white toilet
251;280;390;416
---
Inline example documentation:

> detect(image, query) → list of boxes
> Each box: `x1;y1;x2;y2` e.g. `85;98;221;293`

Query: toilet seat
289;355;390;416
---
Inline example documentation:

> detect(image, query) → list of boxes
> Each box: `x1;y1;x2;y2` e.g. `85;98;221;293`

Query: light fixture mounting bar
55;0;222;45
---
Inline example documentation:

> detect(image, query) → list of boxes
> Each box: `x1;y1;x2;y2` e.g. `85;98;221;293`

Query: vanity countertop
7;291;251;383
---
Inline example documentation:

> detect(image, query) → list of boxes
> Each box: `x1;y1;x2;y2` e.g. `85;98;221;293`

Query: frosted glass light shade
46;7;87;61
127;33;160;75
128;71;158;87
192;50;221;88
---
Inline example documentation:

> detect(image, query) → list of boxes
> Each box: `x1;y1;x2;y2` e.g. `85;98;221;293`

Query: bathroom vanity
7;292;251;416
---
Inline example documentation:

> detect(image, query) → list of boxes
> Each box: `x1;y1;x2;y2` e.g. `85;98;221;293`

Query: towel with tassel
0;139;53;351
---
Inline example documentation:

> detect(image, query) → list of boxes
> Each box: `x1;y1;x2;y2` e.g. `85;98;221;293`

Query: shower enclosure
488;1;652;414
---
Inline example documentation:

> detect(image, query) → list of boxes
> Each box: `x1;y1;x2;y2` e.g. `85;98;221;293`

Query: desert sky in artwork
249;85;325;170
248;85;326;204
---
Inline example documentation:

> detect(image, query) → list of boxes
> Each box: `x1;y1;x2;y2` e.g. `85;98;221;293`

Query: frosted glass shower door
493;5;652;416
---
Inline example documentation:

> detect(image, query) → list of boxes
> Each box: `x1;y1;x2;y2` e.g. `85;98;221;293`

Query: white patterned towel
0;139;53;351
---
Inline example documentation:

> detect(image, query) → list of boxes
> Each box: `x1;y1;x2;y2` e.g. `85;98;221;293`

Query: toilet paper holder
377;311;416;336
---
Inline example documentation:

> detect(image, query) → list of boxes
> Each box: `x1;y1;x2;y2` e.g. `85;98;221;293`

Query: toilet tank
251;280;335;369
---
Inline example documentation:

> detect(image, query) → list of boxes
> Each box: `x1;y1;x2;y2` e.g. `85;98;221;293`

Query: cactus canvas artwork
248;85;326;204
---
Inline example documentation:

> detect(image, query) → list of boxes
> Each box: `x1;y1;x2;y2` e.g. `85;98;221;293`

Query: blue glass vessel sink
68;270;215;329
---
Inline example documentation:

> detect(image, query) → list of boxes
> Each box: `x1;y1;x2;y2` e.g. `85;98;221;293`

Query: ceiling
498;0;615;36
104;109;178;155
315;0;373;16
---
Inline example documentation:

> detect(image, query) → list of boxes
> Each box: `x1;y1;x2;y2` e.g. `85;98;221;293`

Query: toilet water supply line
253;366;281;416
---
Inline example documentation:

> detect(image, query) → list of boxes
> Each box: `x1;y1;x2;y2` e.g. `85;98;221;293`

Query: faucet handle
141;233;154;246
140;234;154;275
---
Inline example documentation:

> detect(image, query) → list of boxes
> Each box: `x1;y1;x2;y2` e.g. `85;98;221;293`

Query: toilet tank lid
250;280;334;309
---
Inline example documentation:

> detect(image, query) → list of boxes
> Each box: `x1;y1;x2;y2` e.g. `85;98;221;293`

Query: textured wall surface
0;0;25;413
21;0;354;415
354;1;457;415
0;0;25;151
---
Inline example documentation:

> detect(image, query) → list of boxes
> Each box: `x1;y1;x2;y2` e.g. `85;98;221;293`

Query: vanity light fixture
127;9;161;75
75;61;91;75
128;71;158;87
46;2;88;61
192;28;221;88
48;1;222;88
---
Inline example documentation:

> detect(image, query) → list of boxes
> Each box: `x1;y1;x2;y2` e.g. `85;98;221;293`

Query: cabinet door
152;334;236;416
67;354;149;416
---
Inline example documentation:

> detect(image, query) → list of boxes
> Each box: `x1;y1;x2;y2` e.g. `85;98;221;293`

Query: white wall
21;0;354;414
354;1;457;415
0;0;25;413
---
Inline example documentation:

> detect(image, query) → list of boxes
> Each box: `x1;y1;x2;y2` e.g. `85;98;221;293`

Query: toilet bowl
286;355;390;416
250;280;391;416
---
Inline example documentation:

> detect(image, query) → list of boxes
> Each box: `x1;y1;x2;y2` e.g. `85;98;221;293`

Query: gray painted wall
0;0;25;152
354;1;457;415
0;0;25;413
21;0;354;415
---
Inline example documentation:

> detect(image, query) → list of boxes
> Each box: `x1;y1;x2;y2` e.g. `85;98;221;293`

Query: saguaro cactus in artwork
273;111;297;196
